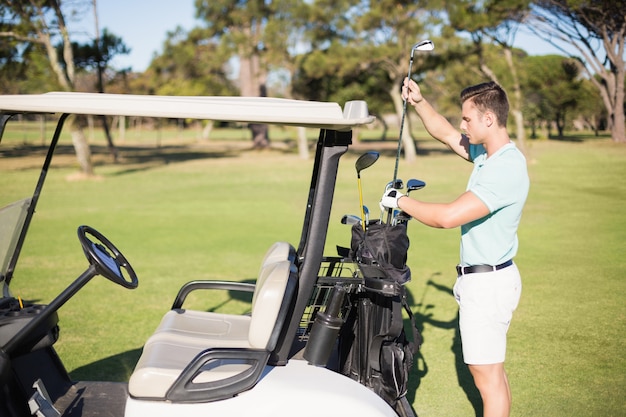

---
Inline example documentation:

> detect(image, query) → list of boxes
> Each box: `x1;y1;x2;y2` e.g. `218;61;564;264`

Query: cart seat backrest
248;259;294;349
253;241;296;307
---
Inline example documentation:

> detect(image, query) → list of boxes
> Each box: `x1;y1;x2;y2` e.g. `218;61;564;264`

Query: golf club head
406;178;426;193
356;151;380;175
384;178;404;192
410;40;435;58
341;214;361;226
395;211;411;224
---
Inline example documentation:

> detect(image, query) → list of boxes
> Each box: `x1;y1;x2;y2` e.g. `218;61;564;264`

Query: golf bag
339;221;422;412
350;220;411;285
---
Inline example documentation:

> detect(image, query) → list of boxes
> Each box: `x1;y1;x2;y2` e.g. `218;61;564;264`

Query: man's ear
484;111;495;127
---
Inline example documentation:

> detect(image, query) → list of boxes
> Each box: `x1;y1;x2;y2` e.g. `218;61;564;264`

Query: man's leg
468;362;511;417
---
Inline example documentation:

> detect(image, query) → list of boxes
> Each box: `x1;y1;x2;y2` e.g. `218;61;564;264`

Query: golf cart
0;93;419;417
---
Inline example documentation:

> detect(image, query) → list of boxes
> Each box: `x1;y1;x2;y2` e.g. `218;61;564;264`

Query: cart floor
55;381;127;417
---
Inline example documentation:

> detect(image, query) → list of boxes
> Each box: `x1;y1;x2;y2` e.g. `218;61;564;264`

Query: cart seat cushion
128;259;296;399
149;310;251;348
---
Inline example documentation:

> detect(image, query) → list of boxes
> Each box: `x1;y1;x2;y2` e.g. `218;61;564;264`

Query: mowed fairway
1;126;624;416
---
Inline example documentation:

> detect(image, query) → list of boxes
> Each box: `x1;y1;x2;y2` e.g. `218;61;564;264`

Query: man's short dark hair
460;81;509;127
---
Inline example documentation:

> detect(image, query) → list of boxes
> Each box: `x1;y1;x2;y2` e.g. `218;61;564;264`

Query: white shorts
453;263;522;365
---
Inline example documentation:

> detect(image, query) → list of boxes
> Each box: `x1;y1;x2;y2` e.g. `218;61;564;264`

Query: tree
0;0;95;176
576;77;607;135
527;0;626;142
194;0;301;149
73;27;131;161
142;27;236;97
522;55;582;137
136;26;237;140
446;0;533;153
294;1;436;164
0;34;27;93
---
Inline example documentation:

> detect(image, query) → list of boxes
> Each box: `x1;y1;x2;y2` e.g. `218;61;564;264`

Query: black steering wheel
77;225;138;289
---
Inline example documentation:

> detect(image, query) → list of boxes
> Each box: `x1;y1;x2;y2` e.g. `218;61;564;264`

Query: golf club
392;179;426;225
406;178;426;193
393;211;411;226
356;151;380;230
341;214;362;226
391;40;434;190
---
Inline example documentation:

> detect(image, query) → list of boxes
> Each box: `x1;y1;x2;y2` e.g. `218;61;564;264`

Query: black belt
456;259;513;276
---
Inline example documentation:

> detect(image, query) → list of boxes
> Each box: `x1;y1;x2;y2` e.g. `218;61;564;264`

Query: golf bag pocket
374;334;415;403
339;291;421;408
350;220;411;285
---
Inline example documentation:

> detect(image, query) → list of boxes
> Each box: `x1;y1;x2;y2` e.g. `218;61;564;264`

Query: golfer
380;79;529;417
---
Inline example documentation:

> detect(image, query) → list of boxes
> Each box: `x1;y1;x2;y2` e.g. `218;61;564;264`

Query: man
380;79;529;417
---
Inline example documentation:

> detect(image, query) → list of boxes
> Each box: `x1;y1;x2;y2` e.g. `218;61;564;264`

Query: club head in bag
356;151;380;176
406;178;426;194
393;211;412;226
341;214;362;226
356;151;380;230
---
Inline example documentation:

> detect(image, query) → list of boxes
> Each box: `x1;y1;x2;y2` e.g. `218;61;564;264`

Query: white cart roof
0;92;374;131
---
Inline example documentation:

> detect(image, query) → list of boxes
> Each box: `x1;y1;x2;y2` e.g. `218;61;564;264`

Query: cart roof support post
270;128;351;365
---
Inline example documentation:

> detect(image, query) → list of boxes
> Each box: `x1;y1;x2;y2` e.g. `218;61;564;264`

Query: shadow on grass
405;277;483;417
0;143;245;173
70;348;143;382
546;132;611;142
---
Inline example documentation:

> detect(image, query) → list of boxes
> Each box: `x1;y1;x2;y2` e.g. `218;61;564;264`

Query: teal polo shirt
460;142;529;266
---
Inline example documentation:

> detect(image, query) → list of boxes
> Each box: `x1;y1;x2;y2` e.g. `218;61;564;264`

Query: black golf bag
339;220;422;415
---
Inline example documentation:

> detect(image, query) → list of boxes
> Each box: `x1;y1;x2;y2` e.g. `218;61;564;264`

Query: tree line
0;0;624;175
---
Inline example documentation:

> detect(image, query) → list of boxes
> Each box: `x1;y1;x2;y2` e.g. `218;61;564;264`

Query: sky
71;0;201;72
71;0;568;73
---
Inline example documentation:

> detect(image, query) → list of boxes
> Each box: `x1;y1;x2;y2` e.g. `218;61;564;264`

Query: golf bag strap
368;295;420;372
404;296;421;355
368;295;403;371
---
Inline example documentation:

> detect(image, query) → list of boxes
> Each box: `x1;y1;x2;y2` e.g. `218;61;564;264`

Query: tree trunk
297;127;309;159
67;115;94;177
612;110;625;143
612;66;625;142
503;48;527;155
201;120;213;141
118;116;126;143
93;2;118;161
239;45;270;148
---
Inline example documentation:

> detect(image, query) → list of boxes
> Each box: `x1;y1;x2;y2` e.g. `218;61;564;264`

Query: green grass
1;126;625;416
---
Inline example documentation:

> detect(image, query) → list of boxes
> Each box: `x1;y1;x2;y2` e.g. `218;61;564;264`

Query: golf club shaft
392;58;415;183
358;176;366;230
388;58;415;224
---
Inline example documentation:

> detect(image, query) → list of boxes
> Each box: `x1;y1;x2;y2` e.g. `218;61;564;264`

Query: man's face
460;100;487;145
